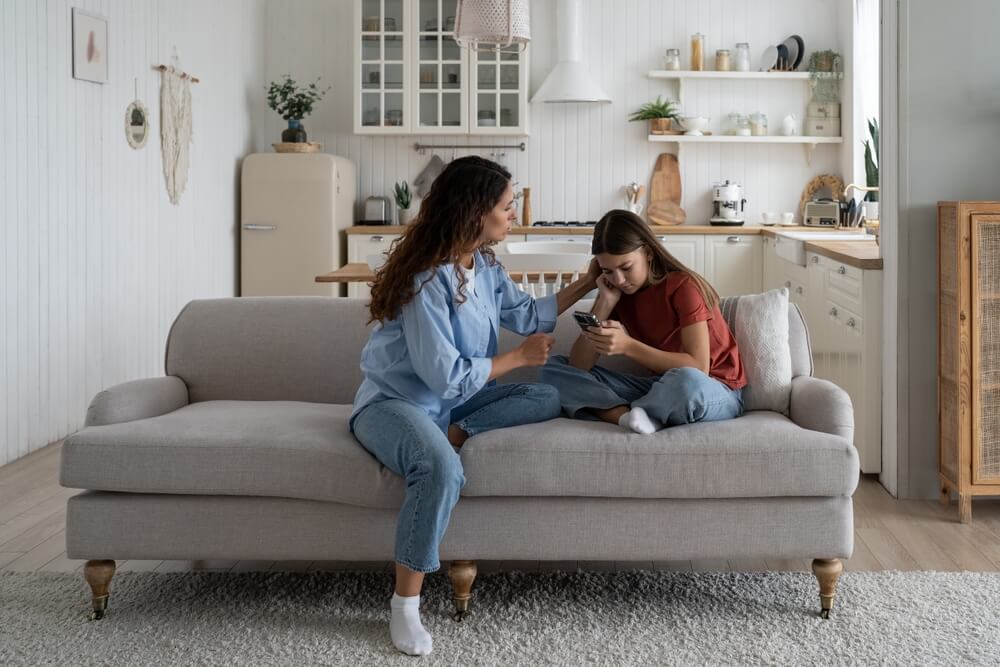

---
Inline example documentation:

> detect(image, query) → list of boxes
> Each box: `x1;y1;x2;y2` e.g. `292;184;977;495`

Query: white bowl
761;212;780;225
678;116;710;135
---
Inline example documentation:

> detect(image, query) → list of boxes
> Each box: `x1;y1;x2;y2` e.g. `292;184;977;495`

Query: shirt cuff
463;356;493;398
535;294;559;333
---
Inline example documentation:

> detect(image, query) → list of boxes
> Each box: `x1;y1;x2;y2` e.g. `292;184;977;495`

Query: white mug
781;113;798;136
781;212;795;226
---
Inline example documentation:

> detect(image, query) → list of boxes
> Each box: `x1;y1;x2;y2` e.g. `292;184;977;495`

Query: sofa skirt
66;492;853;563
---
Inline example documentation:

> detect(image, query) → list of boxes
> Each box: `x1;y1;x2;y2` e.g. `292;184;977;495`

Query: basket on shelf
272;142;322;153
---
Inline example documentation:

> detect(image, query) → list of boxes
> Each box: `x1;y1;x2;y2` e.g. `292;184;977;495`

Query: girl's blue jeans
352;382;561;573
538;355;743;426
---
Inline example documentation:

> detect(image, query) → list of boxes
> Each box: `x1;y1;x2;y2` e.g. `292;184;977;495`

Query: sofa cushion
724;288;793;413
60;401;406;510
459;411;859;499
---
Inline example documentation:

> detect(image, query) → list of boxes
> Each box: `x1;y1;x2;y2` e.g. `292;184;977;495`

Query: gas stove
530;220;598;227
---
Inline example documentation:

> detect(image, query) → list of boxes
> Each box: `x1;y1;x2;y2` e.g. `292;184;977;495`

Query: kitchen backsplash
259;0;844;226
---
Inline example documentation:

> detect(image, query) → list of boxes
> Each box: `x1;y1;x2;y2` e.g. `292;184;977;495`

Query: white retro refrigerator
240;153;356;297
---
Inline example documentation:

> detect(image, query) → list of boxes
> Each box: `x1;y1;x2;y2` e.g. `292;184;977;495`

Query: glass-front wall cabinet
354;0;528;135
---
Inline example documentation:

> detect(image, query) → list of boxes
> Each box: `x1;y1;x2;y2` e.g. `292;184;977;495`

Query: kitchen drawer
348;233;400;264
813;254;863;310
522;234;592;245
826;300;864;336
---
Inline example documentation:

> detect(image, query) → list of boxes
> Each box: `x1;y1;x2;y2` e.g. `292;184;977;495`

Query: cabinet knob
796;286;803;295
784;281;792;288
829;307;838;317
658;236;668;241
846;318;856;328
726;236;740;243
837;265;847;274
372;235;384;241
811;255;820;263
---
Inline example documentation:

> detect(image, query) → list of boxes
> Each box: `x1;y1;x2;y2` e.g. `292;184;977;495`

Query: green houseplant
266;75;331;144
629;95;681;134
394;181;415;225
862;118;879;202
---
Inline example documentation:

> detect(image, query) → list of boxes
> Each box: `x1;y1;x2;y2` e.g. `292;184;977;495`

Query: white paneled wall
0;0;265;466
260;0;845;224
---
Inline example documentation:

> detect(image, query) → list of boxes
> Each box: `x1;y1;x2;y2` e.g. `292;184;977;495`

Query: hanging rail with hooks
413;141;526;155
153;64;200;83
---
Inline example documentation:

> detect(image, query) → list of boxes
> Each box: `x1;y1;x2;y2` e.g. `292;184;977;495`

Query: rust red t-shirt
610;272;747;390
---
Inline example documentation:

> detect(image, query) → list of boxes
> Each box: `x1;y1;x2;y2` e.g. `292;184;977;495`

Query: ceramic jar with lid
715;49;731;71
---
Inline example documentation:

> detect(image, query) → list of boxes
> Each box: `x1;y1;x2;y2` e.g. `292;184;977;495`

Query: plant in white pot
394;181;414;225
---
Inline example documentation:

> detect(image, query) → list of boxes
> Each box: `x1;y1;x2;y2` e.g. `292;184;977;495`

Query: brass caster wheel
452;609;470;623
89;609;106;621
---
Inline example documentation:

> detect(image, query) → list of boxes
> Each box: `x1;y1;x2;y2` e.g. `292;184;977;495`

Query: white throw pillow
731;288;792;414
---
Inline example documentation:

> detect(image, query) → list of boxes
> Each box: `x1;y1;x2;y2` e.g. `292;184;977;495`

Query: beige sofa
60;297;858;621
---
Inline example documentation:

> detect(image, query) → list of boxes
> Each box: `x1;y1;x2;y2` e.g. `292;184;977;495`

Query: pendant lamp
454;0;530;53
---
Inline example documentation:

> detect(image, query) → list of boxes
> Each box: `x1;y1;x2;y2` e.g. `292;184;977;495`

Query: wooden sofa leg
447;560;477;622
84;560;116;620
811;558;843;619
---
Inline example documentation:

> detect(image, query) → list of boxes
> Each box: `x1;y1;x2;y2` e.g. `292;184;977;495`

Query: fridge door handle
243;224;277;231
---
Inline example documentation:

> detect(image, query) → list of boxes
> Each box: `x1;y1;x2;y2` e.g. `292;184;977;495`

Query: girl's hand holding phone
583;320;632;356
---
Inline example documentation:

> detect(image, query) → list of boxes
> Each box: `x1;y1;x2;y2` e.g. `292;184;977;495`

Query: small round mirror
125;101;149;149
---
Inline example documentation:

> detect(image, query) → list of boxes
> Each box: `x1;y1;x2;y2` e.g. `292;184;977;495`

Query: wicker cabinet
938;201;1000;522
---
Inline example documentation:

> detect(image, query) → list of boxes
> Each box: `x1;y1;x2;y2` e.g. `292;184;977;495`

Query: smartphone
572;311;603;329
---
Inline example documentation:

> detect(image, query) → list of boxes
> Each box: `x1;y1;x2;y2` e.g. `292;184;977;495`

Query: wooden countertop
760;226;883;270
317;264;584;283
802;240;882;270
347;224;767;235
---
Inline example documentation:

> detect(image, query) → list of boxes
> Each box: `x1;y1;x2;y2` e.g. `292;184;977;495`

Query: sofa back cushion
166;297;374;404
166;295;811;404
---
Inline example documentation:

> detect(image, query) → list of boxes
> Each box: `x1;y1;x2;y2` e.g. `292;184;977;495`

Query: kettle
361;196;391;225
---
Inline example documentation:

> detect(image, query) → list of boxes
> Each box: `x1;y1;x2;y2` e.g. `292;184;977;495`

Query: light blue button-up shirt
351;250;558;433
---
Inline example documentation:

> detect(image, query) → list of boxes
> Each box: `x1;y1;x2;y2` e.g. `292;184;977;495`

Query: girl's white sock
619;407;662;435
390;593;433;656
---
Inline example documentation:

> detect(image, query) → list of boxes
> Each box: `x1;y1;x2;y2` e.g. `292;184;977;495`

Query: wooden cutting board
647;153;685;225
649;153;682;205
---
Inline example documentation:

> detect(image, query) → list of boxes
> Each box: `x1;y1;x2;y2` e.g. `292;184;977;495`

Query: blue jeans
352;383;561;573
538;355;743;426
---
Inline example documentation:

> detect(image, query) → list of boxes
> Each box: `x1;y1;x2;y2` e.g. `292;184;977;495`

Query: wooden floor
3;441;1000;575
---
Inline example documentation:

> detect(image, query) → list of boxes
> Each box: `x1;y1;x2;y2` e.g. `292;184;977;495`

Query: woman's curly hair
367;156;512;324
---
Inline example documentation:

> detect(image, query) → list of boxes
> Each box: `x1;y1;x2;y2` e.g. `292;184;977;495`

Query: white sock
390;593;433;656
618;406;662;435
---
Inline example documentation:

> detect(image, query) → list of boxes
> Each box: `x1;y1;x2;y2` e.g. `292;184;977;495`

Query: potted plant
862;117;879;220
394;181;414;225
628;95;681;134
807;49;840;73
266;74;331;144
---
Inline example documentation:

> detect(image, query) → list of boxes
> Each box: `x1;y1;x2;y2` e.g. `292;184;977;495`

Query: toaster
360;196;392;225
803;200;840;227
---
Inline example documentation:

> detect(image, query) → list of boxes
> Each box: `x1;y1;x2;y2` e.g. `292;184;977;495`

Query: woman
351;156;597;656
539;209;746;434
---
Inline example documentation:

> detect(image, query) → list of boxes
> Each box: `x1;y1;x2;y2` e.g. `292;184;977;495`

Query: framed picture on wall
72;8;108;84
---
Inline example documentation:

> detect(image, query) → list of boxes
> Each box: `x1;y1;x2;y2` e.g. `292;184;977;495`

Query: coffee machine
710;180;747;226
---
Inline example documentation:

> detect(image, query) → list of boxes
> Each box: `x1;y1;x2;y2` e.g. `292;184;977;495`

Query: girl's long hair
367;156;511;324
592;209;720;311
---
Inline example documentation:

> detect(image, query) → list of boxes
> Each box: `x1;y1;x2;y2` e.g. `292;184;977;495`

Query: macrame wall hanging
155;51;199;205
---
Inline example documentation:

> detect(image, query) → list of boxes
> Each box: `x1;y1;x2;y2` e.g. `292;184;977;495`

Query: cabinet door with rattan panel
971;214;1000;485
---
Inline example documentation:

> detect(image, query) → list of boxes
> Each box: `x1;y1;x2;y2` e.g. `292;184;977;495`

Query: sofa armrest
84;377;189;427
788;375;854;443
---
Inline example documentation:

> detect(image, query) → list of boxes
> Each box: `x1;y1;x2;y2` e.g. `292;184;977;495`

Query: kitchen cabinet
703;234;762;298
347;232;400;298
653;234;705;275
354;0;529;135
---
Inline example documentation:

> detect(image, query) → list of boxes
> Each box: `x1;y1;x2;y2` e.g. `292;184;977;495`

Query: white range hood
531;0;610;104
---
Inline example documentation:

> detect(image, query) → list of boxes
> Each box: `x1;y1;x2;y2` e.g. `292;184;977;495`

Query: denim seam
386;404;435;573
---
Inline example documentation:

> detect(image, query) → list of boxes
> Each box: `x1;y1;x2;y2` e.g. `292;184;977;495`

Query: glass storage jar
663;48;681;71
734;42;751;71
749;112;768;136
734;114;751;136
715;49;731;71
690;33;705;71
